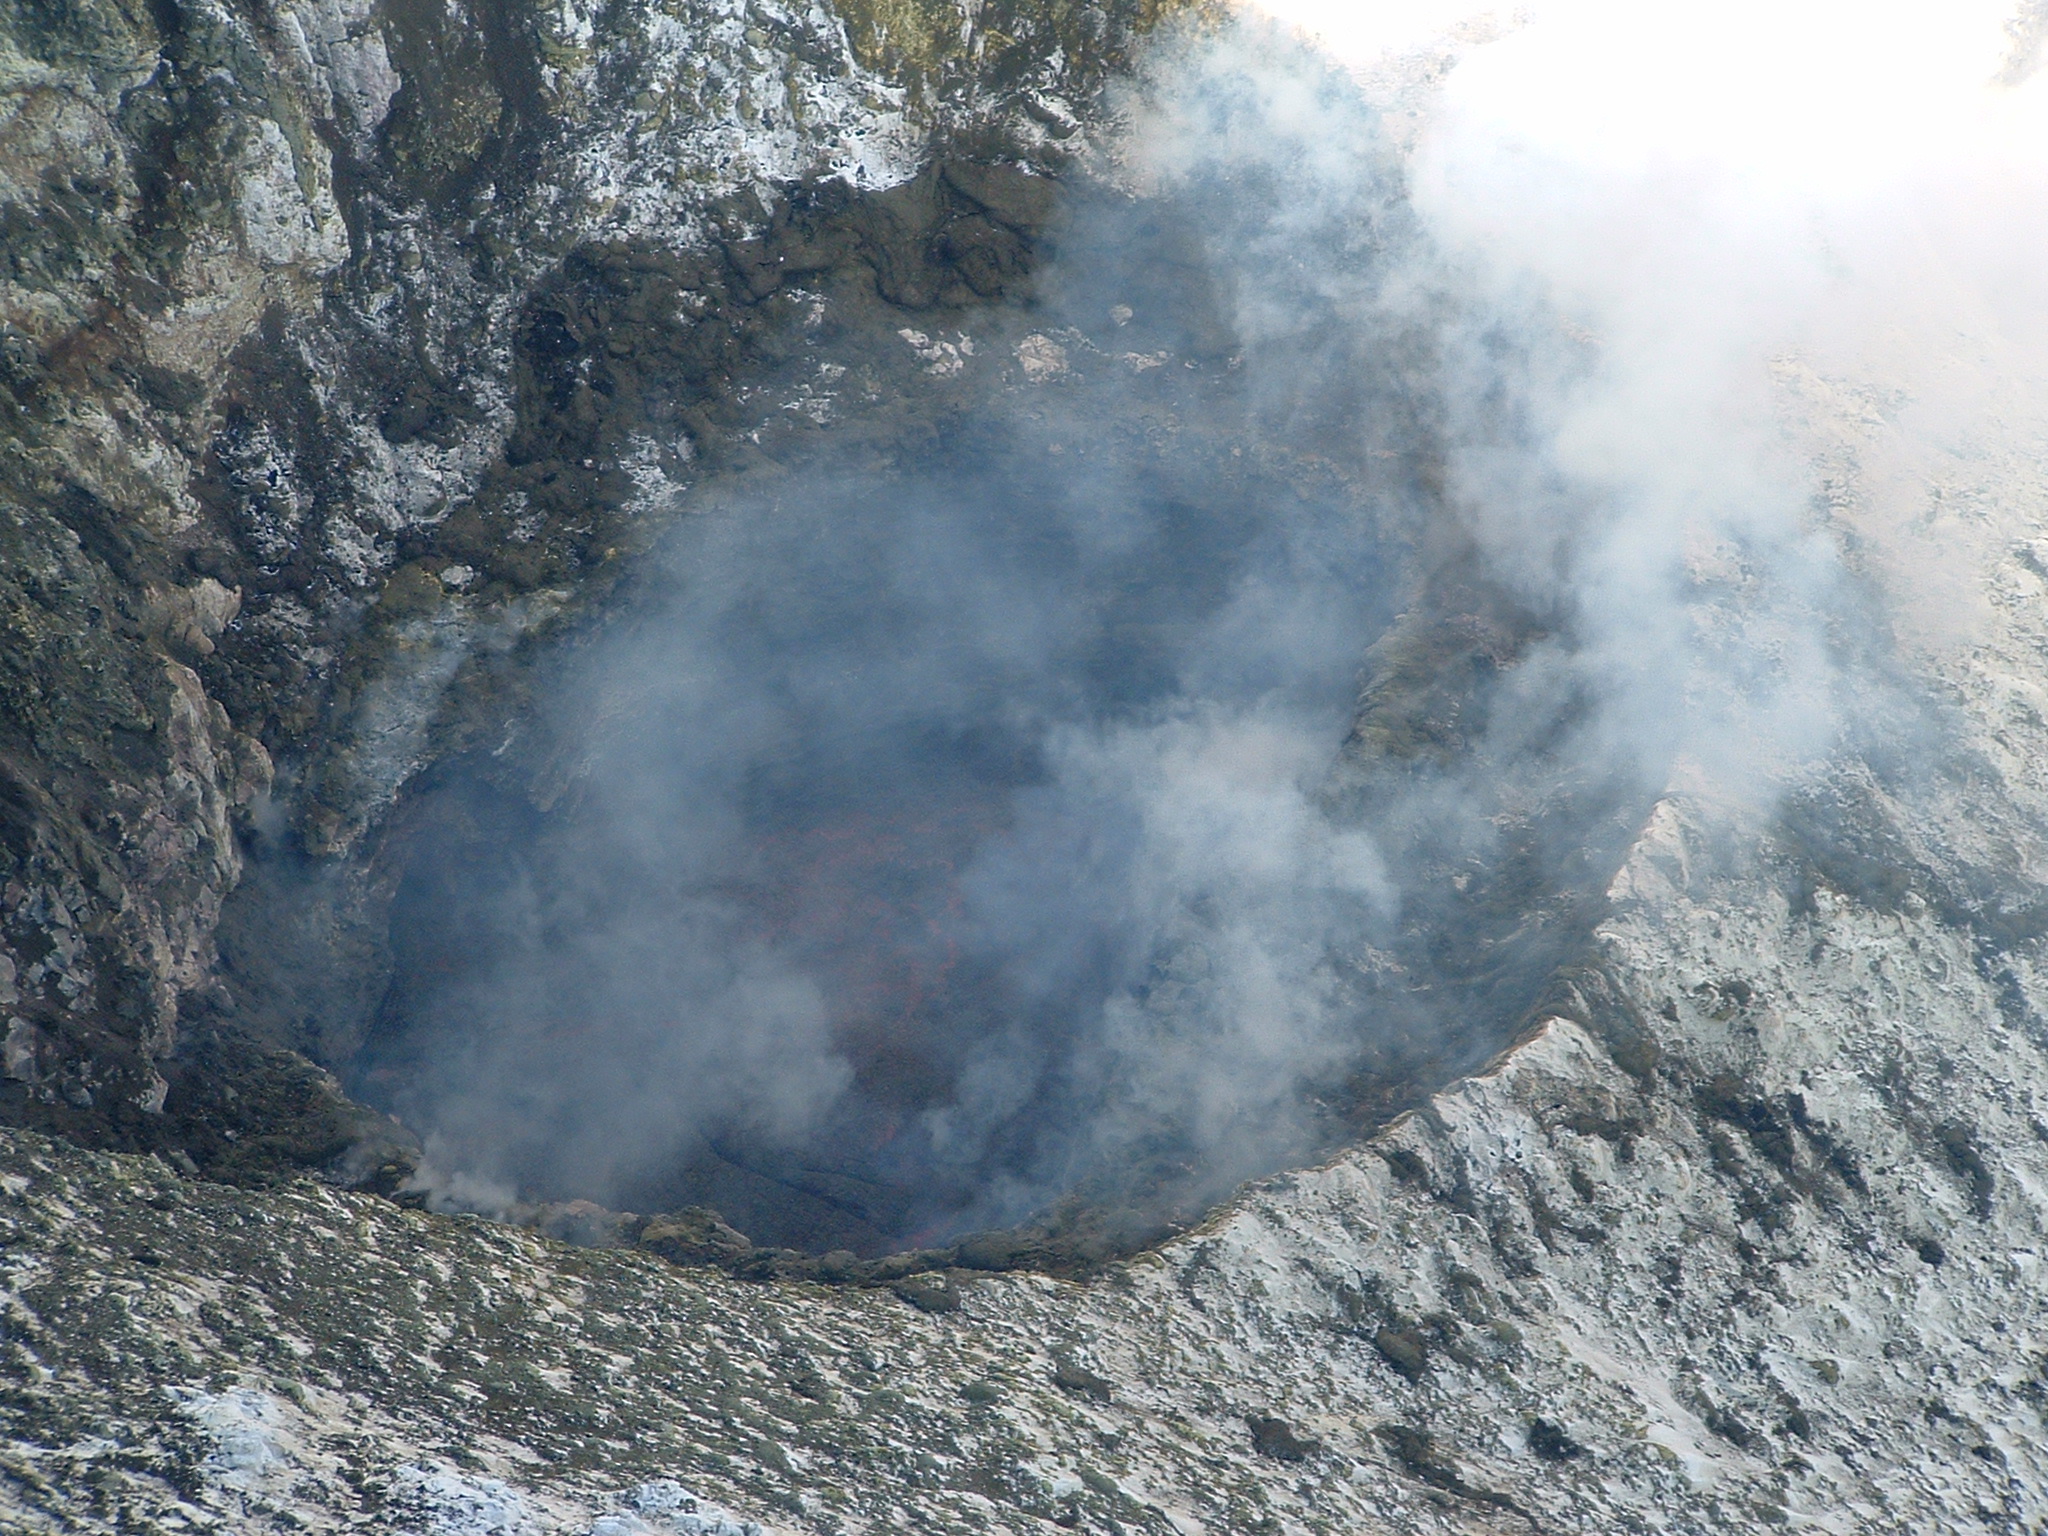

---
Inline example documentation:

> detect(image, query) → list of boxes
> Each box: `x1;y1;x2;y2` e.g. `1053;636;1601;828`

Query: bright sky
1247;0;2044;204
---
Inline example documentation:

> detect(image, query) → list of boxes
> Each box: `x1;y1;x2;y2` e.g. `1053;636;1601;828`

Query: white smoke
379;2;2048;1250
1260;0;2048;686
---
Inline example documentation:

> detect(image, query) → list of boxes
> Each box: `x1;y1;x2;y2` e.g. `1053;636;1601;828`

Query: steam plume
370;2;2048;1250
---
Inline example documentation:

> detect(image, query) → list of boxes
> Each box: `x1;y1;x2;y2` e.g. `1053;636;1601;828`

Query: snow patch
1016;333;1069;381
621;433;688;517
554;0;923;247
899;328;975;375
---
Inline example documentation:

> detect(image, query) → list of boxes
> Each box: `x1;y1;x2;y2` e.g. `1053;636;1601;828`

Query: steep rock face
0;0;1180;1170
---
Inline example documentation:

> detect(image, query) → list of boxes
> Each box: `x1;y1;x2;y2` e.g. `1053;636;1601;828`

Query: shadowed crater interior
360;412;1413;1253
225;151;1661;1267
